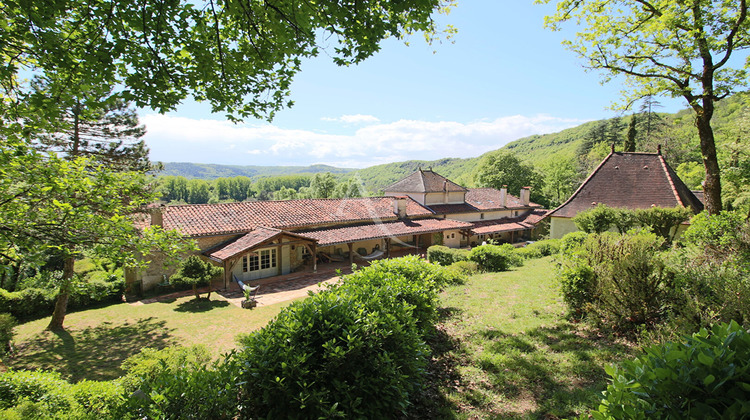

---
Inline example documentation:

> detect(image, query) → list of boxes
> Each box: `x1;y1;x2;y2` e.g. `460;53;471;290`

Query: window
242;256;248;272
248;254;259;271
259;249;276;270
480;213;485;220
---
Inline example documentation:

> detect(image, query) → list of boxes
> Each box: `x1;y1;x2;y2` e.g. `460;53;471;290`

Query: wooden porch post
223;260;230;290
386;238;391;258
277;243;282;276
312;243;317;273
348;243;354;264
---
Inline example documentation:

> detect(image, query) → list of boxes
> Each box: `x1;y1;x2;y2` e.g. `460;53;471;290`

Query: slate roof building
134;169;547;291
546;149;704;238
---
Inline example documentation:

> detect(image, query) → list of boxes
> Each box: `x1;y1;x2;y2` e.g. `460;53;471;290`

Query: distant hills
156;92;747;193
157;162;355;179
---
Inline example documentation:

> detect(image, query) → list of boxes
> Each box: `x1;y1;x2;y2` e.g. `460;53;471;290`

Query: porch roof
297;218;472;247
470;209;549;235
204;226;317;262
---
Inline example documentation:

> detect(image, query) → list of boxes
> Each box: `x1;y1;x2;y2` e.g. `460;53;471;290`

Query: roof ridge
547;151;614;218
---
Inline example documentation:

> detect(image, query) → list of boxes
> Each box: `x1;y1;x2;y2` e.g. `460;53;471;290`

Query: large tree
474;151;544;204
542;0;750;214
1;0;454;123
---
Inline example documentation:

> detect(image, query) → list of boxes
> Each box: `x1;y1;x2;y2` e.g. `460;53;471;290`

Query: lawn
7;294;293;383
429;256;638;419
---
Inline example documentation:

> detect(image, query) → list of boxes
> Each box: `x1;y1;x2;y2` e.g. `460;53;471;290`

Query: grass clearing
7;294;293;383
430;256;638;419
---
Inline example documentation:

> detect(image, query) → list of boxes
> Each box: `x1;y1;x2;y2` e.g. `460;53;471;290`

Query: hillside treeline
158;172;365;204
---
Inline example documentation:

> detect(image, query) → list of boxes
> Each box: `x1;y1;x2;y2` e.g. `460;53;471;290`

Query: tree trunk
695;107;722;215
47;256;75;330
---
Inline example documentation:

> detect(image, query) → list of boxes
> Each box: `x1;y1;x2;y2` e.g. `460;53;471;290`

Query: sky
141;1;690;169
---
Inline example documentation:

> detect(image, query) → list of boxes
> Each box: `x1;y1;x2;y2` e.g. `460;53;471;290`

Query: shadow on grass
9;317;176;383
173;298;230;313
470;322;633;419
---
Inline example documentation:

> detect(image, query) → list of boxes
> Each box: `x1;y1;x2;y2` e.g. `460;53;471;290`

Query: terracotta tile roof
427;203;479;214
470;209;550;235
297;218;472;247
465;189;541;211
204;227;317;262
158;196;433;237
384;169;467;193
548;152;704;219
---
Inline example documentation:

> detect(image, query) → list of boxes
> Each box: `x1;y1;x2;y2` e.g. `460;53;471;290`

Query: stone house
133;169;547;291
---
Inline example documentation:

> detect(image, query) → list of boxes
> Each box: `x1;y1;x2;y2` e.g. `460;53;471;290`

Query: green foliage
557;231;670;333
474;151;545;205
0;370;75;413
0;313;16;355
468;244;523;272
427;245;469;266
0;288;56;320
560;231;588;255
517;239;562;259
558;262;596;317
574;204;691;242
664;211;750;332
676;161;704;190
447;260;479;277
587;321;750;420
236;256;446;418
634;206;694;243
169;256;223;299
121;345;237;419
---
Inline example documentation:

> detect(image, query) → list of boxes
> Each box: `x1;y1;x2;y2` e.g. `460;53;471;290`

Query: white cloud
141;114;586;168
321;114;381;124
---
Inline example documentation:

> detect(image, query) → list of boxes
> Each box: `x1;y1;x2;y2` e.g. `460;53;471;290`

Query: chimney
393;196;408;218
520;187;530;206
149;204;165;227
500;185;507;207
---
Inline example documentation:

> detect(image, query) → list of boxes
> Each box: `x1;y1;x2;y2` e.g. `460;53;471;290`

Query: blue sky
142;1;688;168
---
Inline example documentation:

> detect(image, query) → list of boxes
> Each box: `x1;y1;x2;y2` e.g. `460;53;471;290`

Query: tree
474;151;543;203
32;88;152;172
309;173;337;199
624;115;637;152
2;0;453;122
169;256;223;300
0;143;188;330
639;95;665;144
542;0;750;214
541;158;579;207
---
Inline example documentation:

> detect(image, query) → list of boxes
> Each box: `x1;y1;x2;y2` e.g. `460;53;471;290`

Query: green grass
429;256;637;419
7;295;293;383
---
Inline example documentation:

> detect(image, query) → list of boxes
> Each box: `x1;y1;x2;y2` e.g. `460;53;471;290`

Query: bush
516;240;561;260
558;262;596;317
560;231;588;255
0;287;56;320
586;321;750;419
169;256;223;299
447;260;479;277
237;288;428;419
0;313;16;355
236;257;446;418
426;245;469;266
468;244;522;272
557;231;670;334
0;370;75;413
120;345;212;392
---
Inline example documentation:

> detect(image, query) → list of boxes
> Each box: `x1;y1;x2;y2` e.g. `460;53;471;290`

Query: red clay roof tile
297;218;472;247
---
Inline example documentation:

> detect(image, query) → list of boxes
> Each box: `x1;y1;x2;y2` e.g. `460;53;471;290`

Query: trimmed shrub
0;370;75;413
237;288;428;419
468;244;522;272
560;231;588;255
447;260;479;277
586;321;750;419
0;313;16;355
0;288;56;320
558;262;596;317
426;245;469;266
236;257;447;419
120;345;212;392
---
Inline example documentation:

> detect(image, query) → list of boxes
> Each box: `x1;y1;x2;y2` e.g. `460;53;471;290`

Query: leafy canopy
2;0;455;121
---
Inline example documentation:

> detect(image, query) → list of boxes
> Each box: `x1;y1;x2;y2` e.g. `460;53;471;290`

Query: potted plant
241;285;259;309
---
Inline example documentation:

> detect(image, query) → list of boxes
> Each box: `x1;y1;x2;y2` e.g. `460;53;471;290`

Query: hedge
427;245;469;266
